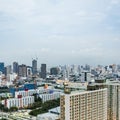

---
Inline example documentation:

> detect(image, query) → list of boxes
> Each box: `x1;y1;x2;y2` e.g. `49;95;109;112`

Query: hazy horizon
0;0;120;66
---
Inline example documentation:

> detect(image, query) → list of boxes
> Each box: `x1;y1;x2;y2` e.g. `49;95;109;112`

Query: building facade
2;96;34;109
13;62;18;74
39;92;61;103
18;64;27;77
107;84;120;120
50;67;59;75
41;64;46;79
32;59;37;76
0;62;5;74
60;88;107;120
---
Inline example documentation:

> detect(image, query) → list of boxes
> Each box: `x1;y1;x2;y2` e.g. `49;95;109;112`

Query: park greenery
0;93;60;116
29;98;60;116
0;103;18;112
0;118;7;120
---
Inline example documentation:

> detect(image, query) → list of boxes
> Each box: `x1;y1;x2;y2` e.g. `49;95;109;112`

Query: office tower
13;62;18;74
41;64;46;79
107;84;120;120
18;64;27;77
81;71;91;82
60;88;107;120
27;66;32;76
0;62;5;74
6;65;12;75
32;59;37;75
50;67;59;75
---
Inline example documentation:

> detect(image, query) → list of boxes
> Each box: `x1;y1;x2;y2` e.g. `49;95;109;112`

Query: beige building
107;83;120;120
60;88;107;120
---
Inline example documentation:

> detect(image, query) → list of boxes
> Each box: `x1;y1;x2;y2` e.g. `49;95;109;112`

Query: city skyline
0;0;120;66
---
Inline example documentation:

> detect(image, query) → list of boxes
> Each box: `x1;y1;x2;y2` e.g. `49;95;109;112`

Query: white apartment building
15;88;62;98
39;92;61;103
2;96;34;109
15;89;36;98
60;88;107;120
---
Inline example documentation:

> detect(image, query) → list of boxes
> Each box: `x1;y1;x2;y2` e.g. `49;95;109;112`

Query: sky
0;0;120;67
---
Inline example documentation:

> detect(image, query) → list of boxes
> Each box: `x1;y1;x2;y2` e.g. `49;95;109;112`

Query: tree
29;98;60;116
9;106;18;112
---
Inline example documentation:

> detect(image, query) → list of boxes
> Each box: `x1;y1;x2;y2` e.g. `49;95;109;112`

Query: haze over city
0;0;120;66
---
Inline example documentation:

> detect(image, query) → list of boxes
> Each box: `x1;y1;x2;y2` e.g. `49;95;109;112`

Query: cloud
110;0;120;5
0;0;120;65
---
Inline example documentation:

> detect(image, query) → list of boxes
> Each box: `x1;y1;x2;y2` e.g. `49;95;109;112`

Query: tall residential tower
60;88;107;120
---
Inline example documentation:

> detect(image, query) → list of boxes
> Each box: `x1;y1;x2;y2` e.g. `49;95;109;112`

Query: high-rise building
60;88;107;120
0;62;5;74
18;64;27;77
107;83;120;120
87;79;120;120
27;66;32;77
32;59;37;75
13;62;18;74
6;65;12;75
41;64;46;79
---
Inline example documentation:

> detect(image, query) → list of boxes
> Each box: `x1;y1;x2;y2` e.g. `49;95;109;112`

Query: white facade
15;89;36;98
2;96;34;109
39;92;61;103
15;88;62;98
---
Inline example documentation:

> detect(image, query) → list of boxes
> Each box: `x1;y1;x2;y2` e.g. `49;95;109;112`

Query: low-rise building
2;96;34;109
39;92;61;103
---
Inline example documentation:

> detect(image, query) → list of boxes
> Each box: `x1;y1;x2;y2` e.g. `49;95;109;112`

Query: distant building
27;66;32;76
18;64;27;77
6;65;12;75
50;67;59;75
32;59;37;75
81;71;91;82
0;62;5;74
60;88;107;120
13;62;18;74
41;64;46;79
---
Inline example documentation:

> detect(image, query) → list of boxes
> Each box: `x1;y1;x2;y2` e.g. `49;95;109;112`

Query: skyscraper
13;62;18;74
6;65;12;75
18;64;27;77
32;59;37;76
0;62;5;74
27;66;32;77
41;64;46;79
